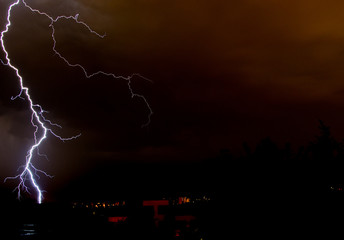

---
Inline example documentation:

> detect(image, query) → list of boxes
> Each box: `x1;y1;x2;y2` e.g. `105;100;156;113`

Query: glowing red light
142;200;169;206
108;216;127;223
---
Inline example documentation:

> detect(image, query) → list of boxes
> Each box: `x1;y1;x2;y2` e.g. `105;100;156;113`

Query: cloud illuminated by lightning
1;0;153;204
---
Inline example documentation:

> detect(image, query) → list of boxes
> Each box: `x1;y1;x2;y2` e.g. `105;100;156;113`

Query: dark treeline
212;120;344;237
241;120;344;163
218;120;344;162
212;120;344;191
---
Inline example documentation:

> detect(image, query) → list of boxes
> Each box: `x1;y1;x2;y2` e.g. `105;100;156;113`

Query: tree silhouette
308;120;340;162
253;137;281;162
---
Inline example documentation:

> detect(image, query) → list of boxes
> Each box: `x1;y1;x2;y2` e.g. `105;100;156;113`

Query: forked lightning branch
1;0;152;204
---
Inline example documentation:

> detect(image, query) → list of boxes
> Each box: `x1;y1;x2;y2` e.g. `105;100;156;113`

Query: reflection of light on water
20;223;39;237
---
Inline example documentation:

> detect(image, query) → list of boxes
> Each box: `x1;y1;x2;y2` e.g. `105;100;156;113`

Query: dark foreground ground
225;161;344;238
0;197;215;240
3;159;344;239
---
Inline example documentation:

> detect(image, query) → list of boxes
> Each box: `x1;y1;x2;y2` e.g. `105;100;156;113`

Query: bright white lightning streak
1;0;153;204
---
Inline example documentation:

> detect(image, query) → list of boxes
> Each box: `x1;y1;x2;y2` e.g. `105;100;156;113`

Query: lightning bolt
1;0;153;204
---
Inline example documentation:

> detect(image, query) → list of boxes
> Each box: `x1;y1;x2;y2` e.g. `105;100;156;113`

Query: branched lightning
1;0;153;204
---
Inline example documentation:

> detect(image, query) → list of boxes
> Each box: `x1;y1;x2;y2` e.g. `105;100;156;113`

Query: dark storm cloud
69;0;344;104
3;0;344;198
23;0;83;17
7;0;344;149
0;106;35;181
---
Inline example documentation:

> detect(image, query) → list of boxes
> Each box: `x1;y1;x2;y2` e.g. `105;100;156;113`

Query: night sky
2;0;344;201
